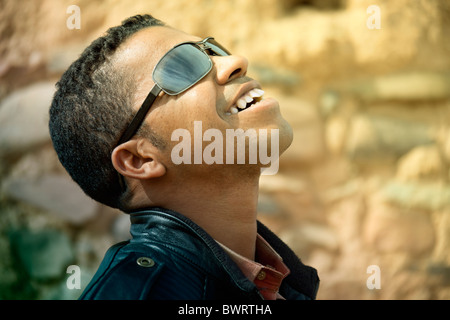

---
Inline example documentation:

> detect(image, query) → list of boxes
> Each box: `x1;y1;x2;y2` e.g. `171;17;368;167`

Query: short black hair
49;14;165;210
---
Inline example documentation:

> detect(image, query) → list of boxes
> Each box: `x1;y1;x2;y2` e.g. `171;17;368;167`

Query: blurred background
1;0;449;300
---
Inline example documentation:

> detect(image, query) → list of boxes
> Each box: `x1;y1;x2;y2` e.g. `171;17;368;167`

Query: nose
213;55;249;84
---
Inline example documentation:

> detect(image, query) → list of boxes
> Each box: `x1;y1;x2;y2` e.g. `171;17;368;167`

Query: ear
111;139;166;180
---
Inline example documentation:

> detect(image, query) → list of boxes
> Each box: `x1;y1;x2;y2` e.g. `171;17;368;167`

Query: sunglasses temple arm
116;85;162;145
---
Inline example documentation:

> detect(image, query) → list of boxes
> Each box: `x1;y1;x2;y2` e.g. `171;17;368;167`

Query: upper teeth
229;88;264;115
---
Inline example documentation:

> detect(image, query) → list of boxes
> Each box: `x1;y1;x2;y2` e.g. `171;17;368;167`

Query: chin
279;119;294;155
264;115;293;157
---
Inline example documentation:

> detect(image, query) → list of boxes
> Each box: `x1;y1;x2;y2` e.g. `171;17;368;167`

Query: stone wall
1;0;449;299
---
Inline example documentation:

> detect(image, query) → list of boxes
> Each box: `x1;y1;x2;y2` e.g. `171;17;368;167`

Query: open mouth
226;88;265;115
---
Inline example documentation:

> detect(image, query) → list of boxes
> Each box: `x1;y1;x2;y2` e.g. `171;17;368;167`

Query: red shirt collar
218;234;290;300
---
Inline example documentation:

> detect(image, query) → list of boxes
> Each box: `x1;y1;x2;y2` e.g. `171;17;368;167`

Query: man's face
114;26;293;174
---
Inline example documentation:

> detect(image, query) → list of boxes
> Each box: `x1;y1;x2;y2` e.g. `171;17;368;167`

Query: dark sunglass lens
153;44;212;95
207;39;231;56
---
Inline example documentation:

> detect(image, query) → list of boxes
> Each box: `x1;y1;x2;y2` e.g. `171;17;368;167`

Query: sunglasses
116;37;231;146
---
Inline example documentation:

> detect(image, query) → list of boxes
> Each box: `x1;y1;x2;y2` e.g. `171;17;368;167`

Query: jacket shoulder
79;242;165;300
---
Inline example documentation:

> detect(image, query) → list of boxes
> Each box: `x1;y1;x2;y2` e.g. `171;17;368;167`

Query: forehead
113;26;201;74
111;26;202;108
132;26;201;52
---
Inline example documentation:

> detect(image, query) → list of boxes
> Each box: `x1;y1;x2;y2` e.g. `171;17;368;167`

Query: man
49;14;319;300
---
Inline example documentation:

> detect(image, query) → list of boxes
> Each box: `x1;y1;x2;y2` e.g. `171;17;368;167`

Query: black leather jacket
79;207;319;300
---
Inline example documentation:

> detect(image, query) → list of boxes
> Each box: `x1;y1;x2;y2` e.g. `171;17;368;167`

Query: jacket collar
129;207;259;295
129;207;319;299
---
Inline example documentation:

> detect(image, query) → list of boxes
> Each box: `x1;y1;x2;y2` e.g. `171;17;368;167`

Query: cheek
147;81;228;147
146;94;211;143
177;84;225;128
180;91;208;120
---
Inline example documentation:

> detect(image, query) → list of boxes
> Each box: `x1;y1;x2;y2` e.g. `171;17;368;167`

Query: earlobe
111;140;166;180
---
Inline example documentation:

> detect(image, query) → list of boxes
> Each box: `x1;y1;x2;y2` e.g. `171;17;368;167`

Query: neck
133;168;261;260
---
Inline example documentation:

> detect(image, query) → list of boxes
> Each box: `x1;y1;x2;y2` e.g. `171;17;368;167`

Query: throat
160;172;261;259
